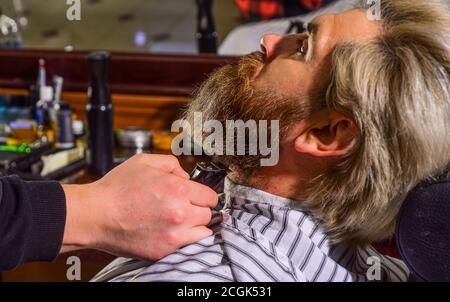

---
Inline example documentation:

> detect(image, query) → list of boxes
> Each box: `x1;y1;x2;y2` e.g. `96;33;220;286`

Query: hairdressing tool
87;51;114;176
0;143;31;154
190;160;230;211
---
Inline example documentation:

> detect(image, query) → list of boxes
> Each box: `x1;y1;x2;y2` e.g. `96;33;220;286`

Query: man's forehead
311;8;381;45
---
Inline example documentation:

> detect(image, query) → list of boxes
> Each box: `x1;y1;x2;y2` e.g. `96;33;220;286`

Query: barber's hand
61;154;218;260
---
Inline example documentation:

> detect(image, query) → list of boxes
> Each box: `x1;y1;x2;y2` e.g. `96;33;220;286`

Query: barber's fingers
136;154;190;179
132;154;217;207
185;205;213;227
179;226;214;247
185;180;218;208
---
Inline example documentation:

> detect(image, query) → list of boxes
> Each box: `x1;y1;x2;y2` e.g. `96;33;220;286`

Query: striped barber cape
91;178;409;282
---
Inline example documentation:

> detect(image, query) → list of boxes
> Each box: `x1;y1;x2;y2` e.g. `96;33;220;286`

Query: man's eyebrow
306;21;319;35
305;21;319;61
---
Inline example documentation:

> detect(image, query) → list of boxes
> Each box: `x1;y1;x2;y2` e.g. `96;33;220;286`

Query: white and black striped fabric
91;178;409;282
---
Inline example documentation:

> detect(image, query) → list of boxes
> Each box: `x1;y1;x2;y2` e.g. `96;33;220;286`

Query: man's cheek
261;65;310;96
274;76;309;99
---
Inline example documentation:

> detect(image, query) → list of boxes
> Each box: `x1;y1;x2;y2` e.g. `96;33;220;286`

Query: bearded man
92;0;450;282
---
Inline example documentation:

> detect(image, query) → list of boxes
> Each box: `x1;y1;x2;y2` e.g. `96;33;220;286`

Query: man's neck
228;151;331;201
229;165;307;201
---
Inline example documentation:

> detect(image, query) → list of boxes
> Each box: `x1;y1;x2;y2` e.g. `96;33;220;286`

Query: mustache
239;51;265;65
237;51;265;81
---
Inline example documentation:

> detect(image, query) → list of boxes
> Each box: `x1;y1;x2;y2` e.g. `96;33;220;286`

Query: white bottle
36;86;54;142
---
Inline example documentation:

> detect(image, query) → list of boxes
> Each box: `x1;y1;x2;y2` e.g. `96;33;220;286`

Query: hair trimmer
190;161;230;211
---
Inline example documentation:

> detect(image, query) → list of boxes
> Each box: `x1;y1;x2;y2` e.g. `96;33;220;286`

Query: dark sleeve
0;175;67;272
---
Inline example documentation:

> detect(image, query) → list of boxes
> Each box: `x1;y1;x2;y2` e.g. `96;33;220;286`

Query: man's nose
261;34;283;61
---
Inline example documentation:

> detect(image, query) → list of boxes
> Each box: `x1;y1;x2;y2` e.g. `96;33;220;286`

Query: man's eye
297;39;308;56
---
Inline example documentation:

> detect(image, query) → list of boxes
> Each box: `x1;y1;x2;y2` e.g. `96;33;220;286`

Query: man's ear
294;110;358;157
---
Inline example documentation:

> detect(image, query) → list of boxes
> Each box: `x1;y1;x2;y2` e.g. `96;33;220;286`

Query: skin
245;9;382;199
61;154;218;260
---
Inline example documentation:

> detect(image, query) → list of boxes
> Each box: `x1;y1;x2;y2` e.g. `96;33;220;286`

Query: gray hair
306;0;450;244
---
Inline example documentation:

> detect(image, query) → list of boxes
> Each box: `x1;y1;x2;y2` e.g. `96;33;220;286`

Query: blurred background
0;0;239;53
0;0;356;55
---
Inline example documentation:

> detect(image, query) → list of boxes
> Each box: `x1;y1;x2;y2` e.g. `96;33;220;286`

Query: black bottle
87;51;114;176
196;0;218;53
